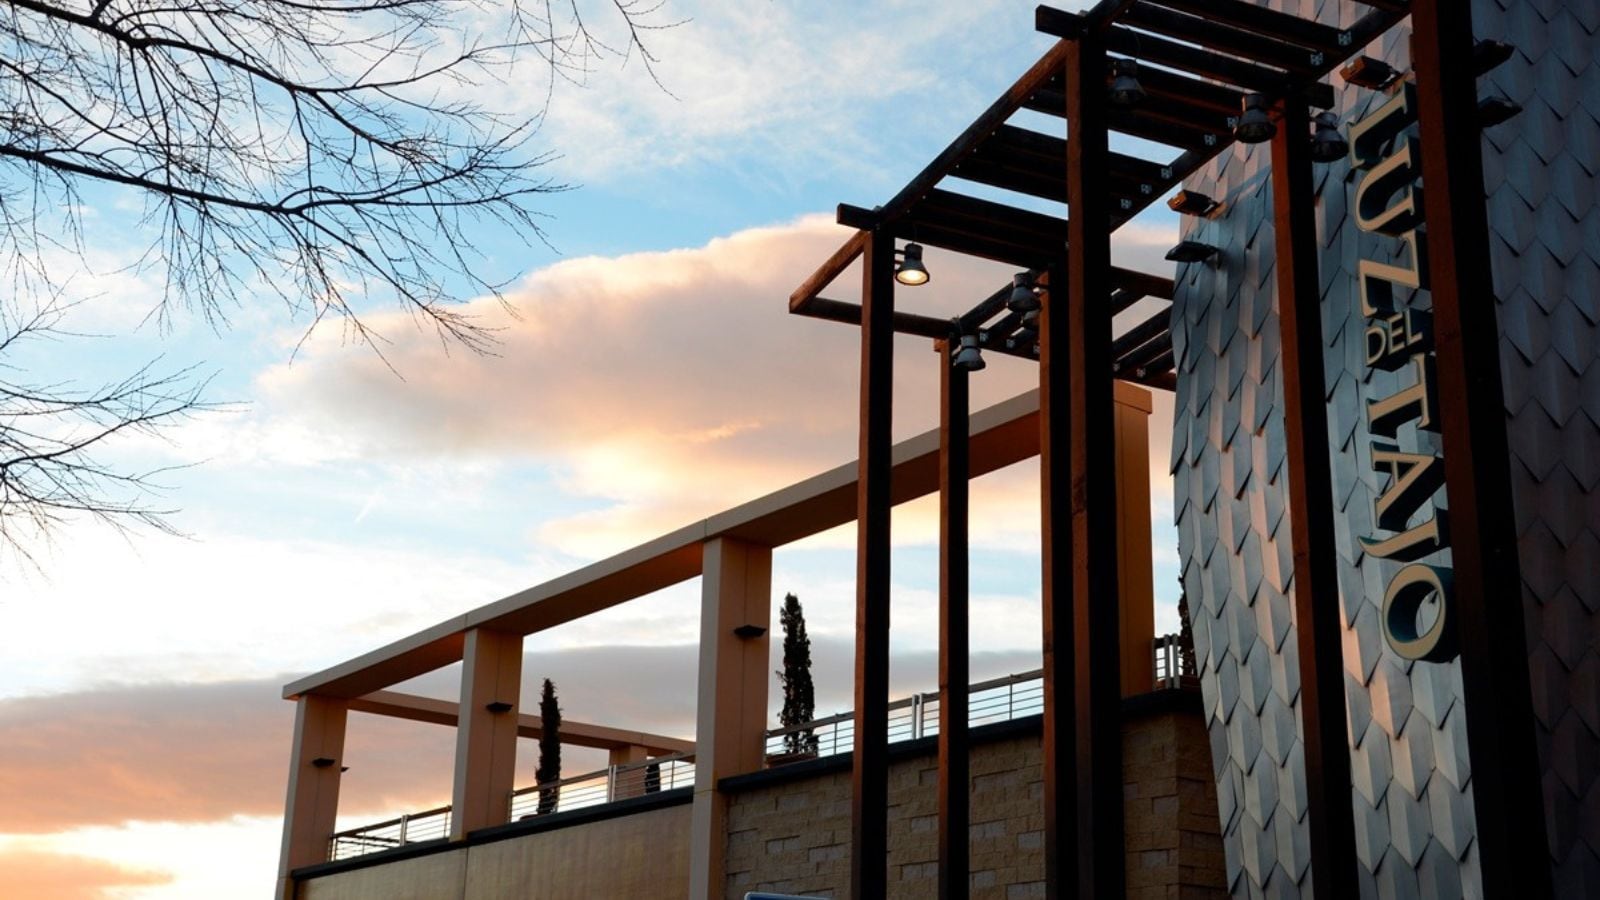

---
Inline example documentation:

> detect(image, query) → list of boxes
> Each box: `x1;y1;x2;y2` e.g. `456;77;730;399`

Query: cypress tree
1177;579;1197;678
536;678;562;814
777;592;818;754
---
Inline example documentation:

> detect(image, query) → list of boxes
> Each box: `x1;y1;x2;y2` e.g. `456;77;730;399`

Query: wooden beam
1062;34;1124;900
1122;3;1321;76
348;690;695;754
1143;0;1347;52
938;341;972;900
872;41;1075;226
799;296;955;340
1271;97;1358;899
1410;1;1551;895
850;230;895;900
789;230;869;312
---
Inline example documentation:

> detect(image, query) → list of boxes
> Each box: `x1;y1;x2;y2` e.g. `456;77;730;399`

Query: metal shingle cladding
1170;1;1600;896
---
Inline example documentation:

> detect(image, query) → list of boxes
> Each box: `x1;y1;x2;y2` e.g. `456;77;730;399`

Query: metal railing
327;752;695;863
329;803;451;861
326;635;1190;862
764;633;1189;760
1153;631;1193;689
763;668;1046;760
507;752;696;820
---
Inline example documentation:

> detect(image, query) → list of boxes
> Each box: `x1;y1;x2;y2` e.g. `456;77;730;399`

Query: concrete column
276;693;348;900
609;744;650;800
688;537;773;900
1113;381;1156;697
450;627;523;839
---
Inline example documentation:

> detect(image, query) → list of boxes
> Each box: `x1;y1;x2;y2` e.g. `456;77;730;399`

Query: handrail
325;637;1187;862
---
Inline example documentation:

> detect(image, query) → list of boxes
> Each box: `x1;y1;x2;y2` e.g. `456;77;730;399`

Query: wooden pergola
789;2;1544;899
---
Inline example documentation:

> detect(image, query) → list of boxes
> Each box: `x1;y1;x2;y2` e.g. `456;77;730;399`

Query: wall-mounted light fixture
1109;58;1146;107
1340;56;1401;90
1473;39;1514;75
1165;241;1219;263
1478;95;1522;128
1233;93;1276;144
1309;111;1349;163
486;701;514;714
732;624;767;640
895;243;929;286
1167;190;1220;218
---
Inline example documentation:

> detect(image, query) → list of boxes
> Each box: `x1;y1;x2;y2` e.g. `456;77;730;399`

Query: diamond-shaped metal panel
1163;2;1600;896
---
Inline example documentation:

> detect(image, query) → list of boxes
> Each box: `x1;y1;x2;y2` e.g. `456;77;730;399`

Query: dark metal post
851;228;894;900
1039;269;1077;899
1063;34;1123;900
938;338;971;900
1409;3;1551;895
1269;97;1359;899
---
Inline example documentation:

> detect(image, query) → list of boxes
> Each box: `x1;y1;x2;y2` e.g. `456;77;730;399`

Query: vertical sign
1347;83;1458;663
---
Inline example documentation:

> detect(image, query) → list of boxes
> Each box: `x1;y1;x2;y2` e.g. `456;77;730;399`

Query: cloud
237;214;1177;562
532;3;1056;186
0;632;1043;835
0;847;171;900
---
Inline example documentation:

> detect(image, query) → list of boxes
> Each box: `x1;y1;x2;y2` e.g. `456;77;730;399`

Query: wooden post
688;537;773;899
1270;96;1359;898
276;694;348;899
450;628;523;838
939;338;971;900
1410;3;1551;895
1063;33;1124;900
851;228;895;900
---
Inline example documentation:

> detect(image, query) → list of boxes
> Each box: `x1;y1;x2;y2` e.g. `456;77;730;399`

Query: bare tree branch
0;0;678;548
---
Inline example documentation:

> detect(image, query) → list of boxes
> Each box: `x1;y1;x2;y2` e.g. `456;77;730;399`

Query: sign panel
1346;83;1457;663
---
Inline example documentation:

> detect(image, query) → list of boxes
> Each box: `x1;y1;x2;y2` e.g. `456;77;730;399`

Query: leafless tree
0;0;673;547
0;299;211;559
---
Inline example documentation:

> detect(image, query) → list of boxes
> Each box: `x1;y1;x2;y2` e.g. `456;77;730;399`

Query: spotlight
1021;308;1040;330
1473;39;1515;76
895;242;929;286
1007;272;1040;312
952;333;986;372
1167;190;1220;218
1478;95;1522;128
1341;56;1401;90
1109;58;1146;107
1233;93;1276;144
1309;111;1348;163
1165;241;1219;263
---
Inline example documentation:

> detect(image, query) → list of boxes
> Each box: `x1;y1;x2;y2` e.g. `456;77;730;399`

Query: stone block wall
722;700;1224;899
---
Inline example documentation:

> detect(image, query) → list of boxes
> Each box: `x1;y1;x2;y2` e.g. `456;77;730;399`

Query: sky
0;2;1187;896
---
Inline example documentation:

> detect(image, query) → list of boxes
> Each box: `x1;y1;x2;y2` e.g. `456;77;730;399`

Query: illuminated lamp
1167;190;1220;218
1341;56;1401;90
895;243;929;286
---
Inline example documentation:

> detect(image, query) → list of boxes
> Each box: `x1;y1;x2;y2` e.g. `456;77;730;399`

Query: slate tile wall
1170;2;1600;897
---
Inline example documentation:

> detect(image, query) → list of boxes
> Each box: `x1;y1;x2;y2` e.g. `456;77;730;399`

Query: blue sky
0;2;1189;895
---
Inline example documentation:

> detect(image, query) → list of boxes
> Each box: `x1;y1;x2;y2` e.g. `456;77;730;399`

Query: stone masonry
721;695;1225;899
